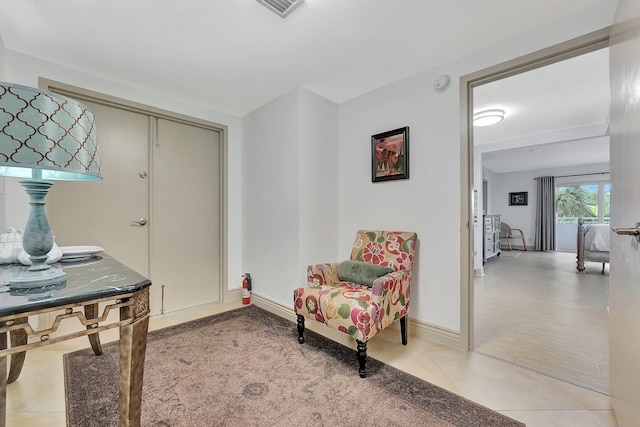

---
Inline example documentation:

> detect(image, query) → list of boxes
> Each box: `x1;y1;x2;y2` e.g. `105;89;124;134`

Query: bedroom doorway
462;31;611;394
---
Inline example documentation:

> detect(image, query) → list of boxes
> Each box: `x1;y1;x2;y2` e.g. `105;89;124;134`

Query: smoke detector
257;0;304;18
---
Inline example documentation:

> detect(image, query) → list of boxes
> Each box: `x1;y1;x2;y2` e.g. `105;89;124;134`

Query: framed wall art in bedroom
509;191;528;206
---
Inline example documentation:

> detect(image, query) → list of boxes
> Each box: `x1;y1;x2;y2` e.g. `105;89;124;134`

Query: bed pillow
337;260;394;287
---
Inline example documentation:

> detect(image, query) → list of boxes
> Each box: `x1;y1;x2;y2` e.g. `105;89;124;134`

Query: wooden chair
500;222;527;251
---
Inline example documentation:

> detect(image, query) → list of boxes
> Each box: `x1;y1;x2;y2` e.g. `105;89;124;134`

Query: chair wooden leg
400;316;408;345
296;315;305;344
357;340;367;378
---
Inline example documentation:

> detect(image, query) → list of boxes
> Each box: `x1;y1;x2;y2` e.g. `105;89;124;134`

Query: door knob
130;218;148;227
612;222;640;242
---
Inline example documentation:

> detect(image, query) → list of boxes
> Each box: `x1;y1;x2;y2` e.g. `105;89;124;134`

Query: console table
0;255;151;427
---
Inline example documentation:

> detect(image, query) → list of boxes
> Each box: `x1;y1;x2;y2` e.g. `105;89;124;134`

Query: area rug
64;305;524;426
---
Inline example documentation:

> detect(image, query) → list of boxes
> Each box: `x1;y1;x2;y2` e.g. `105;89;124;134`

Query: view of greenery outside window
556;183;610;224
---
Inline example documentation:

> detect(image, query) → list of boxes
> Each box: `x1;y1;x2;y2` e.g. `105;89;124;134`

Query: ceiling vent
257;0;304;18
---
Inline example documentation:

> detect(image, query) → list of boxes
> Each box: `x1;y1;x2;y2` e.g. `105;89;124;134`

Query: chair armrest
511;228;525;237
371;270;412;316
307;262;339;286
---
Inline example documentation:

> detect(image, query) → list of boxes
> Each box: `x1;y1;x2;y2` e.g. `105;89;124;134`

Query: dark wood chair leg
297;315;305;344
400;316;408;345
357;340;367;378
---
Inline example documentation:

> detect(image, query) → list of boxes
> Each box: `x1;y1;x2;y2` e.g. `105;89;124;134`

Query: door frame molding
38;78;231;305
459;28;610;350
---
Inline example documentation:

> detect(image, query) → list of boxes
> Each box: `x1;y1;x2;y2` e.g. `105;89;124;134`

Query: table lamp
0;82;101;289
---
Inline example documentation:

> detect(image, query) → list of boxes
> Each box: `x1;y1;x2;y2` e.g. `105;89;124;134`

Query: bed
576;218;609;273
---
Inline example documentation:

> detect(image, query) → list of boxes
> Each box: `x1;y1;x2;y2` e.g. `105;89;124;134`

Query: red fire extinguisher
242;273;252;305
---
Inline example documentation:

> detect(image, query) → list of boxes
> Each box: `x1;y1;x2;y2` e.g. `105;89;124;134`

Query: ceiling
0;1;613;173
0;0;613;116
475;47;610;174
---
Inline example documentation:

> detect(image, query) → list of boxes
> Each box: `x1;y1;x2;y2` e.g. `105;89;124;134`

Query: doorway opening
461;29;611;394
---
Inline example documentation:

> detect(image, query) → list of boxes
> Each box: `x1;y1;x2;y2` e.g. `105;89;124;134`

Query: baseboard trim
404;317;461;348
251;293;297;322
224;288;242;303
251;293;461;349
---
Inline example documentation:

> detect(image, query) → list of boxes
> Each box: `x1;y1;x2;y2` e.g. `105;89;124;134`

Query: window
556;183;610;224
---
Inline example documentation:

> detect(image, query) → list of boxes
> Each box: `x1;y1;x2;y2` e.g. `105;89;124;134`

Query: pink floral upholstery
294;230;417;343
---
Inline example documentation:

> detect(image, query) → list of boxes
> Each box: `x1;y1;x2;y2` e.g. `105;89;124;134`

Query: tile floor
5;298;618;426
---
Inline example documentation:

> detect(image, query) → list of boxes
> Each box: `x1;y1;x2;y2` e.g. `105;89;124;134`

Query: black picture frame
509;192;528;206
372;126;409;182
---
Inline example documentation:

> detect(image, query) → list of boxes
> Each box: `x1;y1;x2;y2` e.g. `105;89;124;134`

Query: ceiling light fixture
257;0;304;18
473;109;505;127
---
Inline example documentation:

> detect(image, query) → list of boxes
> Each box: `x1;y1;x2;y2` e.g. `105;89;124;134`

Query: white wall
339;71;460;329
240;0;616;334
242;88;339;303
487;162;610;250
335;2;616;332
0;34;6;230
0;0;617;337
486;168;537;248
0;50;244;292
0;35;4;75
242;90;301;303
299;89;340;282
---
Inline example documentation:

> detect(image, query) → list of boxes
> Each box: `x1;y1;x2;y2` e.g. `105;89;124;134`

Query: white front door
50;100;151;277
609;0;640;425
151;118;221;312
49;92;223;316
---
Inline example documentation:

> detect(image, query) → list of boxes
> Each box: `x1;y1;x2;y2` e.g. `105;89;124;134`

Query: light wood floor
5;290;617;426
475;250;609;394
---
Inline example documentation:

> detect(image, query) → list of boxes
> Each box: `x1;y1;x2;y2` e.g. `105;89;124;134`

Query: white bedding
584;224;610;252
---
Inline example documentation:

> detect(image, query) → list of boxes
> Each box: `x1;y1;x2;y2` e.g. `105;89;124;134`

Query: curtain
535;176;556;251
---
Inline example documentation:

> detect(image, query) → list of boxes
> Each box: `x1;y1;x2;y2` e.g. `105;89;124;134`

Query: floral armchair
293;230;418;377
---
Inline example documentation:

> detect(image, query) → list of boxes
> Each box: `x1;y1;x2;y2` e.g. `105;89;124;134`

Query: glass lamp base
9;267;66;290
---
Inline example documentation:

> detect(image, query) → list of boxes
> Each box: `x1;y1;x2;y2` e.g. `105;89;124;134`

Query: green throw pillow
337;260;394;287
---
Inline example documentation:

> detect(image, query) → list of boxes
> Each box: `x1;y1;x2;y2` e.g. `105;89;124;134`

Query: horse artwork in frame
372;126;409;182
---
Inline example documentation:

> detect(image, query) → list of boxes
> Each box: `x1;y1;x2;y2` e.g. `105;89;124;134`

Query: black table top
0;255;151;316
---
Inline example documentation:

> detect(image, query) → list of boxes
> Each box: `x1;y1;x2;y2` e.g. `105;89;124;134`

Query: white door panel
49;92;223;317
151;119;221;312
50;101;151;278
609;0;640;425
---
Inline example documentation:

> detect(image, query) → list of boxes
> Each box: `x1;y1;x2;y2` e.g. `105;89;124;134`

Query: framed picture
509;192;528;206
372;126;409;182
